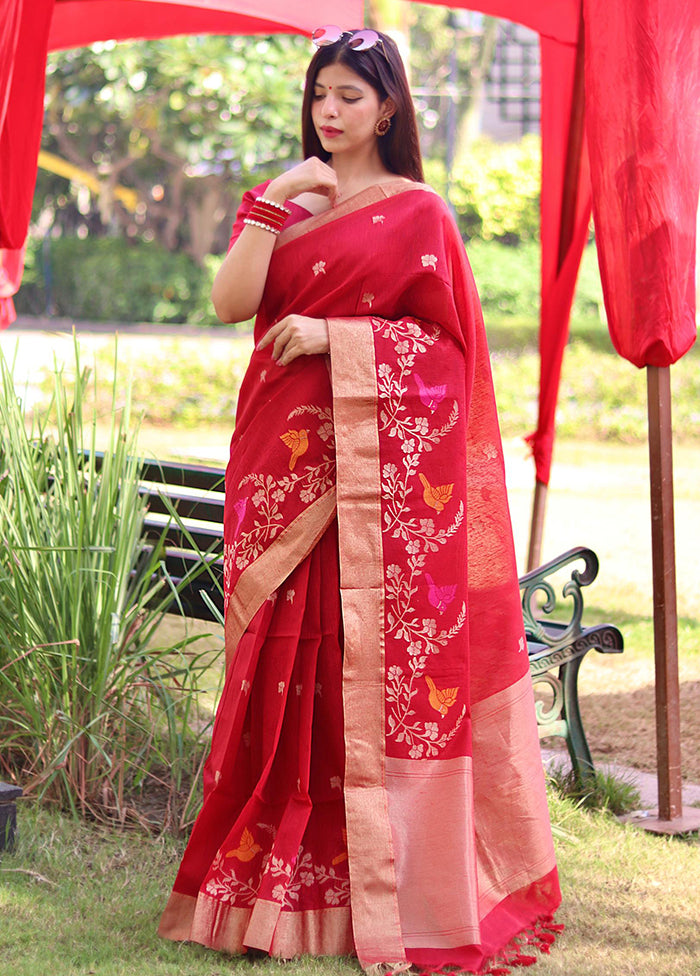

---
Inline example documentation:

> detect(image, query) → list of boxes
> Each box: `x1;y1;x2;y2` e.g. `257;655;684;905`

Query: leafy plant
546;760;641;816
0;342;220;828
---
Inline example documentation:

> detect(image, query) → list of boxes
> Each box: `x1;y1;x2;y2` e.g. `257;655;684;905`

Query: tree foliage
40;34;310;262
35;11;526;265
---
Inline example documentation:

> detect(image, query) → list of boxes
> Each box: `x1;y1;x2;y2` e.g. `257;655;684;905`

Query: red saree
159;180;561;973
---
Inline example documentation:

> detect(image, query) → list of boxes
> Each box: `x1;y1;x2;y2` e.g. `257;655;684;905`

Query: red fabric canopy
47;0;357;50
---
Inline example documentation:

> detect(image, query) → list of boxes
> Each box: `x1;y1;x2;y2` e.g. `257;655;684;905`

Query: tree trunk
186;176;225;266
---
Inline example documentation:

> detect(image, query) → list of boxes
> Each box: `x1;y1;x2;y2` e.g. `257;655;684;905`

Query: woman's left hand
257;315;330;366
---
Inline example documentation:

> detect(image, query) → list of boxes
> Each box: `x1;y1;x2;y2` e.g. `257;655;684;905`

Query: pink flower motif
421;254;438;270
372;214;385;224
312;260;326;276
362;292;375;308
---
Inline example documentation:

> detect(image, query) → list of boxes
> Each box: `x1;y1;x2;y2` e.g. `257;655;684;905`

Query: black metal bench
140;461;623;780
138;457;225;621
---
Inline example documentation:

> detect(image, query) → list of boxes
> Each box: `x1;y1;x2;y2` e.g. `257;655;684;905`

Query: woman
159;27;562;974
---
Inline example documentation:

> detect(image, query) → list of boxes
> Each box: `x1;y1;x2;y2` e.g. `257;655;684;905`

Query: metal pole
646;365;682;821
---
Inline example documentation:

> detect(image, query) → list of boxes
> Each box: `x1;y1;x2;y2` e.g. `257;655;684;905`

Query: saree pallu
159;180;561;973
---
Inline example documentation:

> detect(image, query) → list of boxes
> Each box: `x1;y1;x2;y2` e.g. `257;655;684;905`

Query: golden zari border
328;316;406;968
225;488;336;669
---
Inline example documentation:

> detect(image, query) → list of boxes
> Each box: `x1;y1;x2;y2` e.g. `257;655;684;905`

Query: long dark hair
301;32;424;183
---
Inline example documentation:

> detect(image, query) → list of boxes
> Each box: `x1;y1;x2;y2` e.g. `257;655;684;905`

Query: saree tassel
510;953;538;966
542;922;565;934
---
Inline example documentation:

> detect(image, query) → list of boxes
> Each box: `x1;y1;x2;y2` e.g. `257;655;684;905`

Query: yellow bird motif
418;472;454;513
280;428;309;471
425;675;459;717
225;826;262;862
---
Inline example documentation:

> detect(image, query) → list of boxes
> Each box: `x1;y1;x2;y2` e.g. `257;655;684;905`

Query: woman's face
311;61;390;158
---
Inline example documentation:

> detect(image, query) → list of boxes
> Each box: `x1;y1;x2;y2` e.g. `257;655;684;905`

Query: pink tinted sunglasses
311;25;388;59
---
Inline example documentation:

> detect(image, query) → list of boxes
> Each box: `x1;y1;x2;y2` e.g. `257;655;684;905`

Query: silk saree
159;180;561;973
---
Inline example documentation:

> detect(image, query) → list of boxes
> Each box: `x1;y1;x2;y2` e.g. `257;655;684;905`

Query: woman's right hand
212;158;337;325
265;157;338;207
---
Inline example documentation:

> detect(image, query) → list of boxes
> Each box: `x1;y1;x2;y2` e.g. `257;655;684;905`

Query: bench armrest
519;547;600;649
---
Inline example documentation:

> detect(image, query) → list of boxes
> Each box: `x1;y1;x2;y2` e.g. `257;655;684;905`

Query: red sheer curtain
583;0;699;367
0;0;54;326
526;20;591;486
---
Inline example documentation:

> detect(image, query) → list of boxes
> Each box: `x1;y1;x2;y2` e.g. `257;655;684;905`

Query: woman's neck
330;151;394;203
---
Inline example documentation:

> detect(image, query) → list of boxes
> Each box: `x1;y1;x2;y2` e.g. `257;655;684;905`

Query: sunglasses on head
311;25;388;58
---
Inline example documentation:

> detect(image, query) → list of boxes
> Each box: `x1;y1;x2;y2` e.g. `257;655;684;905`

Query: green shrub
15;236;220;326
448;136;541;243
468;239;605;321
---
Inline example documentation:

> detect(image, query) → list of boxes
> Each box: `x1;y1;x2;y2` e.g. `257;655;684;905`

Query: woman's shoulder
382;180;455;224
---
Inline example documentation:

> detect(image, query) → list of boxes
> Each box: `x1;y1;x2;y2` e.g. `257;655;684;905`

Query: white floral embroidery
362;292;375;308
286;588;295;603
519;636;525;654
241;680;251;693
373;214;385;224
483;441;498;459
270;845;350;909
421;254;438;270
312;260;326;276
315;682;323;697
278;681;285;694
259;369;268;383
330;776;342;790
296;684;303;696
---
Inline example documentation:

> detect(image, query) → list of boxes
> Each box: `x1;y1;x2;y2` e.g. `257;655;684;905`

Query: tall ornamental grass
0;343;220;828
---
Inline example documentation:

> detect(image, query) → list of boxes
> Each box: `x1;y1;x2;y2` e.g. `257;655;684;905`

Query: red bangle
243;200;289;235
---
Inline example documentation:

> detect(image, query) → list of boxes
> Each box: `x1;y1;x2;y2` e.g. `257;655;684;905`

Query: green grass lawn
1;795;698;976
